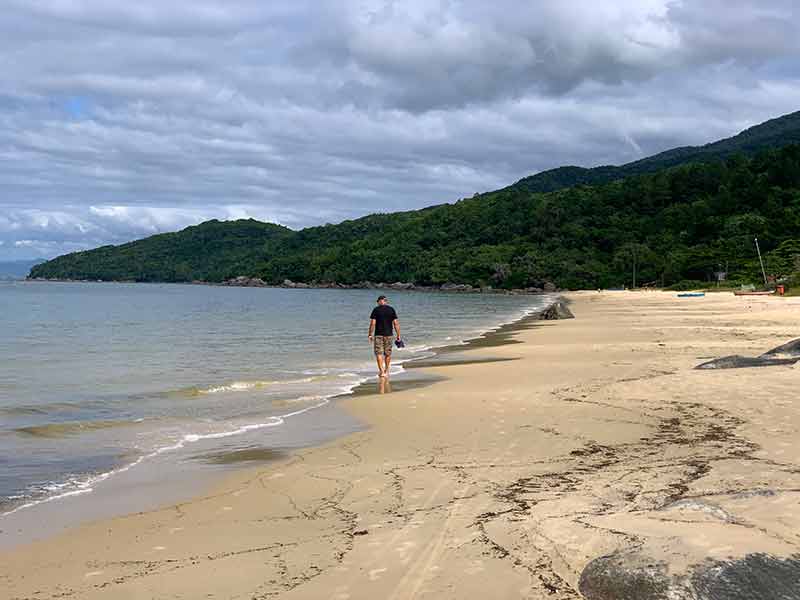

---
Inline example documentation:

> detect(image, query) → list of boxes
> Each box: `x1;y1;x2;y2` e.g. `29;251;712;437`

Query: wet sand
3;291;800;599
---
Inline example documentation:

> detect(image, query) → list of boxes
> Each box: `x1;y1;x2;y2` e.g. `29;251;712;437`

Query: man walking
368;295;401;378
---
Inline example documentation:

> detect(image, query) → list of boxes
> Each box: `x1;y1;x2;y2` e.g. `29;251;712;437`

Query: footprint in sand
84;571;104;578
269;473;285;479
168;527;184;534
152;546;166;551
369;567;388;581
396;541;417;565
463;560;485;575
332;589;351;600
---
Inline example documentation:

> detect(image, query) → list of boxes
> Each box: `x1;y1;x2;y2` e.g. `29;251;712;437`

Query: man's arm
393;318;401;339
368;318;376;340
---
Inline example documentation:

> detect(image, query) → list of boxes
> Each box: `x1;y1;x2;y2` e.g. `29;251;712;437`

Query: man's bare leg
384;352;392;376
375;353;386;377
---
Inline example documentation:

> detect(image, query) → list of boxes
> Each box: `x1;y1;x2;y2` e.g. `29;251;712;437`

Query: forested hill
31;143;800;290
511;110;800;193
30;219;292;282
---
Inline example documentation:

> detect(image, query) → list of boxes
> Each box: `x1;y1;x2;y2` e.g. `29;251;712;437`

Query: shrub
667;279;708;291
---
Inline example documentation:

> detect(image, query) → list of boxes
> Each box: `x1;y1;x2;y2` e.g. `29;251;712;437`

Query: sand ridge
2;291;800;599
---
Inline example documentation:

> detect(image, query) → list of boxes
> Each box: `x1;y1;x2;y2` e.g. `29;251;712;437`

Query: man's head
377;295;388;305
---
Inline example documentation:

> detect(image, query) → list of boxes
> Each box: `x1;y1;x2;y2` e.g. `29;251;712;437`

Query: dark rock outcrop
579;552;672;600
692;553;800;599
221;277;555;294
696;338;800;369
224;276;266;287
440;283;474;292
760;338;800;359
540;300;575;320
580;551;800;600
696;355;798;369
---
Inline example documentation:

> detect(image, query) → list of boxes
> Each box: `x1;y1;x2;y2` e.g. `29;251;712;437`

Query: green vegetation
30;111;800;290
31;219;291;283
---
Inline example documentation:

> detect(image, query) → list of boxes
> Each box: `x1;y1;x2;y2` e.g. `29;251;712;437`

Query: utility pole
755;237;768;287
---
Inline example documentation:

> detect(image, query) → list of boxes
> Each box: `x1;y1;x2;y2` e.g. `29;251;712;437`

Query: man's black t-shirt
370;305;397;337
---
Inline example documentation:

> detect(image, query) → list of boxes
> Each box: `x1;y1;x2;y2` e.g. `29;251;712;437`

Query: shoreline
0;293;561;550
3;291;800;599
21;276;557;295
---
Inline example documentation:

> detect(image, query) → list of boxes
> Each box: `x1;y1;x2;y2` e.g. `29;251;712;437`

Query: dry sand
3;290;800;599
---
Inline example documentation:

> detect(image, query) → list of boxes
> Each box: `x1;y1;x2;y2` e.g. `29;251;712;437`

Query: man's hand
368;335;374;342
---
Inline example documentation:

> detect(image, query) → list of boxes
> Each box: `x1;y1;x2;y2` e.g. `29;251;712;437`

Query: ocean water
0;281;552;519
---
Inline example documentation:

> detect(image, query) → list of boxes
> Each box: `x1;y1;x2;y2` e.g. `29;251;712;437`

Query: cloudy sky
2;0;799;260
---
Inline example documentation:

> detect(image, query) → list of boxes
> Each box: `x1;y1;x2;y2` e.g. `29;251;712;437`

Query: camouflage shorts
373;335;394;356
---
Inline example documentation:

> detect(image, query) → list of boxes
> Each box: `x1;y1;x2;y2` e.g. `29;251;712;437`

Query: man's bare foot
379;371;387;378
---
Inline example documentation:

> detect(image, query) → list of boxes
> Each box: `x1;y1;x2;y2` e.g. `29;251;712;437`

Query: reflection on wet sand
405;354;518;369
191;446;286;465
349;371;447;398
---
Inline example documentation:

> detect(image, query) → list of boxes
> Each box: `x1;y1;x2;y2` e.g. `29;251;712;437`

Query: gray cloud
1;0;799;259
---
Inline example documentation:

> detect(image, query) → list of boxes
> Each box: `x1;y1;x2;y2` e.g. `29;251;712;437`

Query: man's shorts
373;335;393;356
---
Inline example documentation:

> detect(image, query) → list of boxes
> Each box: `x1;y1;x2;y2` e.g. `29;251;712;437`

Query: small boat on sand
733;290;775;296
677;292;705;297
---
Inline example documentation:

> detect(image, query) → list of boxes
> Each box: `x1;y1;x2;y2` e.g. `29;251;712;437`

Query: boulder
579;550;800;600
540;300;575;320
440;283;473;292
389;282;415;290
760;337;800;359
695;336;800;369
225;276;265;287
579;552;672;600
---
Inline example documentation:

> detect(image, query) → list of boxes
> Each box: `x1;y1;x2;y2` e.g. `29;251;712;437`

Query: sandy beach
3;290;800;599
